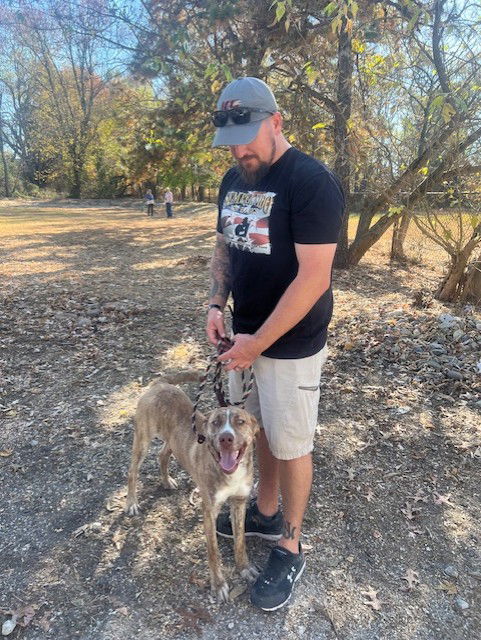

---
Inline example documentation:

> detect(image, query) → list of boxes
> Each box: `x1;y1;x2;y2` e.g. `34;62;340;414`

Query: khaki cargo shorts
228;345;328;460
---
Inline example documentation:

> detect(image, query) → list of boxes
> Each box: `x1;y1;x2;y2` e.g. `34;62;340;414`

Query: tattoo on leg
283;521;297;540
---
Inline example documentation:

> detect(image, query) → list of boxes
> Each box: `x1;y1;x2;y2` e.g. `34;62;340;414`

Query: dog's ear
195;411;207;431
248;414;260;436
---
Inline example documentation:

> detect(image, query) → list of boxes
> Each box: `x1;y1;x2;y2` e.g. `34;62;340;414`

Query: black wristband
208;304;223;312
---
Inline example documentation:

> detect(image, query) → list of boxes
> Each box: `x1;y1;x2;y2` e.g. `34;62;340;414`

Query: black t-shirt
217;147;344;359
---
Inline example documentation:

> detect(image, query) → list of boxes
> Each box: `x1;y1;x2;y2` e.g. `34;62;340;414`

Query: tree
3;1;117;197
109;0;480;265
344;0;481;265
414;195;481;302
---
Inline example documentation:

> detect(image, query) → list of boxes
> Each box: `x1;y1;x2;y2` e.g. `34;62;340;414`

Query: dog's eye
237;418;245;425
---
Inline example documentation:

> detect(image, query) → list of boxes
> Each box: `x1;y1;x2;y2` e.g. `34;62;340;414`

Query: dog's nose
219;432;234;446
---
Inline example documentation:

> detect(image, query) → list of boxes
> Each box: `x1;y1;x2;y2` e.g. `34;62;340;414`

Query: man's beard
237;139;276;186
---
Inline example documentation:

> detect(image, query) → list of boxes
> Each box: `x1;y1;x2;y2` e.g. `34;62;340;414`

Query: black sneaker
250;543;306;611
216;499;283;541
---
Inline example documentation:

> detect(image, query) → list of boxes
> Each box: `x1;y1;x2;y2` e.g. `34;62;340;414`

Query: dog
125;381;260;602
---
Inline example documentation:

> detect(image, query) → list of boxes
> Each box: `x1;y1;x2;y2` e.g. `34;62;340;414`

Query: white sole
257;559;306;612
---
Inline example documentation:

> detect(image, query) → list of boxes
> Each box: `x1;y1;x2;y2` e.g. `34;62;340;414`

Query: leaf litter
1;201;481;639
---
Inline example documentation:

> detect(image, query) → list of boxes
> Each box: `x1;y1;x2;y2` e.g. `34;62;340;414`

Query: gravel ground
0;199;480;639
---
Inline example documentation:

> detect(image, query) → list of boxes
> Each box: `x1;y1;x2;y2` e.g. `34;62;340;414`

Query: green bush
25;183;41;197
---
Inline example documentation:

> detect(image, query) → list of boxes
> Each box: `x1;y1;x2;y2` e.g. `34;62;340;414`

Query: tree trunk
436;225;481;301
198;184;205;202
70;167;82;199
348;210;402;265
437;256;470;302
69;145;85;199
459;254;481;303
0;94;10;197
391;212;412;261
181;184;186;200
333;17;353;269
0;129;11;197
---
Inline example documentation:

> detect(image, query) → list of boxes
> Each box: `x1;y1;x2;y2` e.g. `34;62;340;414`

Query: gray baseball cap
212;77;278;148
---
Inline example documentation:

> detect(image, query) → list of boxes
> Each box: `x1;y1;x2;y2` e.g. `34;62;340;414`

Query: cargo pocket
298;382;321;439
279;382;320;456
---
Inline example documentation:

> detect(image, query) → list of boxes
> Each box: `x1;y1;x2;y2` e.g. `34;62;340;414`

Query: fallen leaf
112;528;124;550
433;493;455;507
73;524;90;537
34;611;52;632
385;471;404;479
73;522;102;538
0;449;13;457
436;581;458;595
361;587;382;611
409;492;429;504
189;487;200;506
10;464;25;473
401;568;420;591
175;606;213;635
189;571;208;589
13;604;38;628
401;501;420;521
229;584;247;600
105;498;123;512
364;488;375;502
345;467;356;481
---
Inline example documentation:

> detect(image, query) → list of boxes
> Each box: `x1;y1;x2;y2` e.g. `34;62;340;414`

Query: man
206;77;344;611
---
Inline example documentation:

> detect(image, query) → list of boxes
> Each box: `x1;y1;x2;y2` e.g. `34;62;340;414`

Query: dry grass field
1;198;480;640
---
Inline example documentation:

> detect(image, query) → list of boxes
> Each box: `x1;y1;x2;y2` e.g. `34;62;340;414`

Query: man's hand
206;307;227;346
218;333;264;371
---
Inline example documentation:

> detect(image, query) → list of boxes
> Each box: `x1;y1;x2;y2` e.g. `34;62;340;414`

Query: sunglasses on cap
211;106;274;127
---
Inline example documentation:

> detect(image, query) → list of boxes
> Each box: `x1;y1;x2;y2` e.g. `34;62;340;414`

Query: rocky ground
0;199;480;639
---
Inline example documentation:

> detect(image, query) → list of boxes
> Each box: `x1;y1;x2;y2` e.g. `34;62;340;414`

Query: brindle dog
126;382;259;602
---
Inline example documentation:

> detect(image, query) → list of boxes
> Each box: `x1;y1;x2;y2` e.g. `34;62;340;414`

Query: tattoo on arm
209;235;231;303
282;521;297;540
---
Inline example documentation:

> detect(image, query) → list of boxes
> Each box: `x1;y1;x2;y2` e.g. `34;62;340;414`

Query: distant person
164;188;174;218
143;189;155;216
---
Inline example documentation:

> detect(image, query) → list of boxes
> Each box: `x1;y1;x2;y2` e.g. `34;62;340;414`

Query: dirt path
1;200;480;639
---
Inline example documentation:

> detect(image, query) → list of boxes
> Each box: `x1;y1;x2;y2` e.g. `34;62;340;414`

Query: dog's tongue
219;450;239;472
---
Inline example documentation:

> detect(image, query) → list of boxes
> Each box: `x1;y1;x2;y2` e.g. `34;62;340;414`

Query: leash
191;338;254;444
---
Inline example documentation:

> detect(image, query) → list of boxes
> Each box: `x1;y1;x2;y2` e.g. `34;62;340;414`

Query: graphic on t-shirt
221;190;276;254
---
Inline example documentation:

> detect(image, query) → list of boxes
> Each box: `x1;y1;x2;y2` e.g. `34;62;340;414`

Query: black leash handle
191;338;254;444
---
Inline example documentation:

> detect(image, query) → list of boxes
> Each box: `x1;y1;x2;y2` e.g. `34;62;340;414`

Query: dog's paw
125;501;139;516
161;476;178;490
215;582;230;603
240;564;259;582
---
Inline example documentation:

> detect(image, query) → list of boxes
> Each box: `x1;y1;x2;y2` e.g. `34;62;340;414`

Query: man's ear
272;111;283;135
